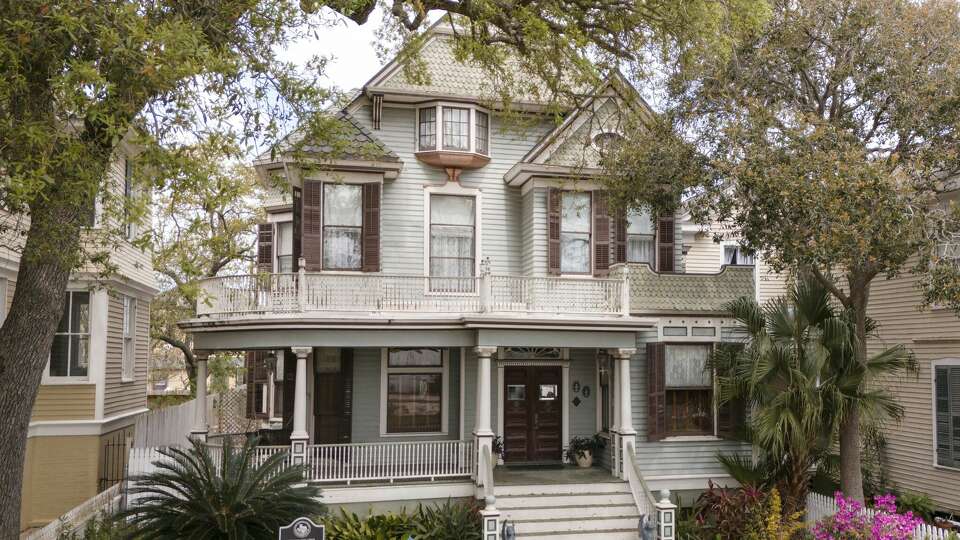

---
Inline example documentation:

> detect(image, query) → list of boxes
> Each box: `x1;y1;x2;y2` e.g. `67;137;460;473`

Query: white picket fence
133;397;205;448
24;483;124;540
806;492;954;539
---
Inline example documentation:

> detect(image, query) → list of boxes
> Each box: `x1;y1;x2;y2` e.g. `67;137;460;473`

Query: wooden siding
104;293;149;417
867;270;960;514
31;384;96;421
21;434;100;529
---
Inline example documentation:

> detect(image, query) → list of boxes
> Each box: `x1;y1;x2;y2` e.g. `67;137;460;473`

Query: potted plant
565;434;606;468
492;436;504;465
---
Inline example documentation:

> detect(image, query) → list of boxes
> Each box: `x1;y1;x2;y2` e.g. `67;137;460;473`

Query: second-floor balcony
194;263;756;320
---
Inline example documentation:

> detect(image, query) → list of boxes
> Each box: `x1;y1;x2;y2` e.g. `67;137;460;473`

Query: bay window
664;344;714;436
561;192;592;273
475;111;489;154
322;184;362;270
419;108;437;150
627;209;654;264
442;107;470;150
50;291;90;378
429;194;476;292
384;348;445;434
416;103;490;156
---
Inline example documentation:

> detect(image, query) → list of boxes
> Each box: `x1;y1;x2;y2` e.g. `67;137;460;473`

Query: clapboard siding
568;349;600;438
866;270;960;514
351;347;461;443
31;384;96;421
103;293;149;417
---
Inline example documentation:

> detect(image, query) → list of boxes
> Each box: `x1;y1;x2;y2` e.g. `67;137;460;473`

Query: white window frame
274;220;294;273
659;339;723;442
423;183;482;290
379;348;450;437
722;242;755;267
414;102;491;157
45;290;92;383
321;182;364;272
626;209;655;264
121;295;136;383
932;358;960;472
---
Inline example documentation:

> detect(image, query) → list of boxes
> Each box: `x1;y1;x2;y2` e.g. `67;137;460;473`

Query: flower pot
575;450;593;468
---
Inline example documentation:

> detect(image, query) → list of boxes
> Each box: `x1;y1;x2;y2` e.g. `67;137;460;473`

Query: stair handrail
624;440;658;518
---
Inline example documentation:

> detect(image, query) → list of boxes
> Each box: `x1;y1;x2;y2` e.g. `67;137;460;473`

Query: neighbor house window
419;108;437;151
442;107;470;150
627;209;654;263
430;195;476;292
475;111;489;155
561;192;592;273
385;348;444;434
50;291;90;378
665;344;713;436
122;296;136;382
276;221;293;273
935;363;960;469
724;245;755;266
322;184;362;270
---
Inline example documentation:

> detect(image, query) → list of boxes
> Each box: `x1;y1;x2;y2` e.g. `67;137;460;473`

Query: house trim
27;407;147;438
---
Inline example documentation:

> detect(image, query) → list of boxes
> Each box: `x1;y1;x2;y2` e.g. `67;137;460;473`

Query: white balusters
297;440;474;483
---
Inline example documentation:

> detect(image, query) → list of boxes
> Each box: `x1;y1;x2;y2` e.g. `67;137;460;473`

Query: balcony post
614;348;637;480
480;257;492;313
290;347;312;467
621;272;630;317
473;346;497;488
610;353;621;477
297;257;306;311
190;350;210;442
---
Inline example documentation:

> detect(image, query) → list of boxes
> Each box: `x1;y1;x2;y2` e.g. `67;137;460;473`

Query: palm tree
713;276;914;513
121;437;323;539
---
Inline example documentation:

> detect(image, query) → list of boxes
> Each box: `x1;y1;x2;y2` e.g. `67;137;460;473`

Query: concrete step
496;491;635;508
502;503;639;521
495;481;629;497
509;516;641;534
514;530;638;540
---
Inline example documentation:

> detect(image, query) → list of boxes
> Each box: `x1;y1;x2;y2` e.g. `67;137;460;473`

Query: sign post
278;517;324;540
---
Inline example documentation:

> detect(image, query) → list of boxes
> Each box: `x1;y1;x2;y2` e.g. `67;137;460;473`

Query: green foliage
55;513;127;540
685;484;806;540
564;434;606;461
321;500;481;540
119;437;323;539
894;491;936;523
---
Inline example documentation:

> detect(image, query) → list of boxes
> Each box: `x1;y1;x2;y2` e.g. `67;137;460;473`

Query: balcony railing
196;271;627;317
610;263;755;314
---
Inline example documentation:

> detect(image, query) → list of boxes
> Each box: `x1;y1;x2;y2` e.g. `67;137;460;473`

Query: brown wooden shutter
340;348;354;443
292;187;302;271
281;349;298;439
257;224;273;273
547;188;561;275
647;342;667;442
302;181;323;271
614;216;627;264
362;183;381;272
593;191;610;276
657;213;675;273
245;351;256;419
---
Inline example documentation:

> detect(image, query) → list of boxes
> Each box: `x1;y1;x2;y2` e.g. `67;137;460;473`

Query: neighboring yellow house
2;142;158;531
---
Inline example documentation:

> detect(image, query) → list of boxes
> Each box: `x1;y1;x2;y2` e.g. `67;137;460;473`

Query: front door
503;366;563;463
313;348;353;444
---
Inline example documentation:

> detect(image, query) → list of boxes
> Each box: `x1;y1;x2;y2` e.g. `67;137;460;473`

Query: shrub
322;509;415;540
685;483;806;540
412;499;482;539
894;491;935;522
322;500;481;540
812;492;923;540
55;514;127;540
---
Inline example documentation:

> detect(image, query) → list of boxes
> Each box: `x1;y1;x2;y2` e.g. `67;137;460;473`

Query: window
664;344;713;436
385;348;444;434
430;195;476;292
627;209;654;263
122;296;136;382
322;184;362;270
935;364;960;469
50;291;90;378
475;111;489;155
724;245;755;266
124;157;135;240
442;107;470;150
276;221;293;273
561;192;592;273
419;107;437;151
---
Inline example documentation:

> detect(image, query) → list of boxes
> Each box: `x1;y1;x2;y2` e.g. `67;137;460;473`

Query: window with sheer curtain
475;111;489;154
419;107;436;150
664;344;714;436
430;194;476;292
276;221;293;272
442;107;470;150
724;245;755;266
561;192;591;273
323;184;362;270
627;209;654;263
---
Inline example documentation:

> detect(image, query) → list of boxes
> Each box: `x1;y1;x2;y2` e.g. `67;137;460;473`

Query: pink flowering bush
812;492;923;540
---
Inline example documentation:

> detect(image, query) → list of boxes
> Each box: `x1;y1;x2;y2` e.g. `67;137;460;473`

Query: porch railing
303;439;475;484
196;272;625;317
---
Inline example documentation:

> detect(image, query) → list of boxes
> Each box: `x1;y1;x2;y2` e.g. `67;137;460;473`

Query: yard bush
322;500;481;540
812;492;922;540
684;482;806;540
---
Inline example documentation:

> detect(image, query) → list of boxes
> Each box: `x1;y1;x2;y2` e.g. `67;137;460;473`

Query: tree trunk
839;281;871;502
0;188;88;534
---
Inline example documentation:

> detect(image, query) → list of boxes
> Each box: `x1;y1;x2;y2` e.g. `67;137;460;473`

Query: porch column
610;353;621;477
290;346;311;466
614;348;637;480
474;346;497;488
190;350;210;442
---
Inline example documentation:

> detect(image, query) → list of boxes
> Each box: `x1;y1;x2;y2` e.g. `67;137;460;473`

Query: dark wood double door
503;366;563;464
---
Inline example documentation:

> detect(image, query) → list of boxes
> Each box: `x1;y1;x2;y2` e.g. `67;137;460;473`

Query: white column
610;353;621;477
615;348;637;480
290;347;311;465
190;351;210;442
474;346;497;489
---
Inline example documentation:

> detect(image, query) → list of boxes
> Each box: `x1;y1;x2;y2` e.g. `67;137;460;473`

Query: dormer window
416;103;491;157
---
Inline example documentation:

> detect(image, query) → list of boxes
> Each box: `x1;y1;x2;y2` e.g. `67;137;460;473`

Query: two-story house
6;142;157;531
179;24;756;538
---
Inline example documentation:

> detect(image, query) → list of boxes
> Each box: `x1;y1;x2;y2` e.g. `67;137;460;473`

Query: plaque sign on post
278;517;324;540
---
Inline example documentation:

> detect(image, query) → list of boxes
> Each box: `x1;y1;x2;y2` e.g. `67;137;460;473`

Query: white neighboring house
179;24;758;537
